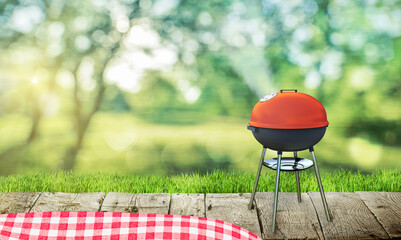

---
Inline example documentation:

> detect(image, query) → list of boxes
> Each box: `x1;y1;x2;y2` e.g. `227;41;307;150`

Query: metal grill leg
272;151;282;232
309;147;331;221
295;152;301;203
248;147;267;210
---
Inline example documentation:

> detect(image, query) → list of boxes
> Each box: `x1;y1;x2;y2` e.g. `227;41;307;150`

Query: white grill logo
260;92;277;102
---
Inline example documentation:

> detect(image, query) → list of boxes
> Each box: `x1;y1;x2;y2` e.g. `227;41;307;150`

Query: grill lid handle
280;89;297;93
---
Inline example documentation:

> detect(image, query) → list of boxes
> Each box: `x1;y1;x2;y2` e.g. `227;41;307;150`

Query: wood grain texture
206;193;261;238
170;194;205;217
100;192;137;212
0;192;41;214
30;192;105;212
136;193;170;214
100;193;170;214
309;192;389;240
256;192;323;240
356;191;401;239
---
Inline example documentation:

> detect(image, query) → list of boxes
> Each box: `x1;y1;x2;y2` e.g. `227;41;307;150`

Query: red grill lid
249;90;329;129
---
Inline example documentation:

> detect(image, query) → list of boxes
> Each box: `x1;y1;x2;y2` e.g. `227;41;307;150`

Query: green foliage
195;54;258;117
101;86;131;112
1;0;401;174
0;169;400;193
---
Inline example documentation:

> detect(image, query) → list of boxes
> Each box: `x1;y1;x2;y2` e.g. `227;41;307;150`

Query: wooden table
0;192;400;239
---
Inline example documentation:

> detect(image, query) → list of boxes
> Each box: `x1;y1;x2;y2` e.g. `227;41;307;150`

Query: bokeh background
0;0;401;176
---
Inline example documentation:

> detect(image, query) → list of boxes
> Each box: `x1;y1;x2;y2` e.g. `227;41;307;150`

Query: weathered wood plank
100;193;170;214
356;191;401;239
206;193;261;238
0;192;41;214
100;192;137;212
256;192;323;240
309;192;389;239
30;192;105;212
170;193;205;217
136;193;170;214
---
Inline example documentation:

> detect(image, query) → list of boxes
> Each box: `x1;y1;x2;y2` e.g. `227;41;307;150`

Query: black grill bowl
247;126;327;151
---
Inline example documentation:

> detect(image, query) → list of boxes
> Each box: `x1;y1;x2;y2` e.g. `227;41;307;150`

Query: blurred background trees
0;0;400;175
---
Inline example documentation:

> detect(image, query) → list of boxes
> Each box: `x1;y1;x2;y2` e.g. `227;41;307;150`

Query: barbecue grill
247;89;331;232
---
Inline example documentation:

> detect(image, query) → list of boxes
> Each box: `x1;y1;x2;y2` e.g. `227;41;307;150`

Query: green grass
0;169;400;193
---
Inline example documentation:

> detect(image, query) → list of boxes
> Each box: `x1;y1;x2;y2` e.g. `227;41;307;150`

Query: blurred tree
0;1;59;144
0;0;140;170
125;0;262;121
1;0;401;174
56;1;139;170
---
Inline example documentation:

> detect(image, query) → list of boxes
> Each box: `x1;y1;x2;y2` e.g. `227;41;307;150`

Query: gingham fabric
0;212;262;240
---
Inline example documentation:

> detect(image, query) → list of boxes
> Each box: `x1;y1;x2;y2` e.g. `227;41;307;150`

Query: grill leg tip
327;214;332;222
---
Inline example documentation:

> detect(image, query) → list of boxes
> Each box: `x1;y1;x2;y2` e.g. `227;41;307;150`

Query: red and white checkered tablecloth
0;212;262;240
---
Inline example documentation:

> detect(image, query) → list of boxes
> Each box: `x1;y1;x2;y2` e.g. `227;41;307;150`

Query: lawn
1;113;401;176
0;169;400;193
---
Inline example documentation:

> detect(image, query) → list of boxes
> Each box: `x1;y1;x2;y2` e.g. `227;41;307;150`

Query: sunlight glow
46;41;64;57
184;39;199;52
200;32;215;45
182;52;195;65
31;77;38;85
151;0;179;16
56;70;74;89
349;137;382;168
77;57;95;91
198;12;213;26
304;70;321;89
320;51;344;80
293;25;313;42
178;79;201;103
40;93;60;116
116;18;130;33
349;67;374;90
124;25;160;49
288;42;314;67
9;6;44;33
48;22;65;39
104;129;136;151
184;87;201;103
105;21;178;93
74;35;91;52
104;60;142;93
74;16;89;32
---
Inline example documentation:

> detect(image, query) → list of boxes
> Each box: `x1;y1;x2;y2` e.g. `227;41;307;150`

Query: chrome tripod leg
296;171;301;202
248;147;267;210
309;147;331;222
272;151;282;232
294;152;301;203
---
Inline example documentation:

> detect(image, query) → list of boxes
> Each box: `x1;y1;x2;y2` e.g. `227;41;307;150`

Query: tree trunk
60;76;106;171
25;62;59;145
60;33;121;171
26;100;42;144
